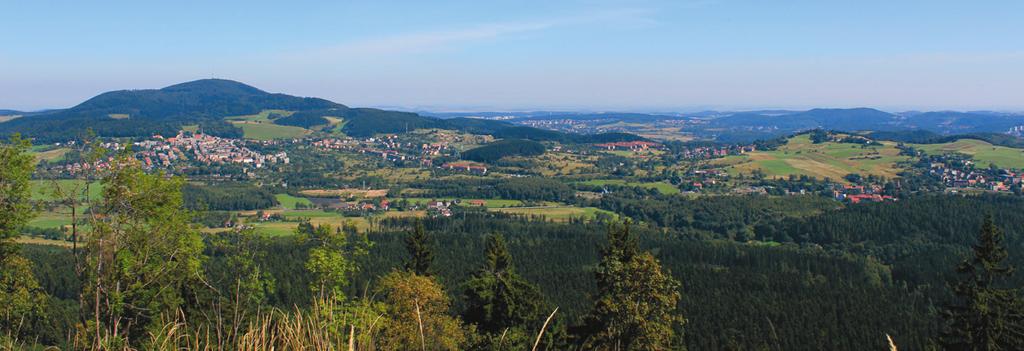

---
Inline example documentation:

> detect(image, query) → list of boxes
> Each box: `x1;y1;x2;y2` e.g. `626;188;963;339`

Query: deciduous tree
583;222;684;350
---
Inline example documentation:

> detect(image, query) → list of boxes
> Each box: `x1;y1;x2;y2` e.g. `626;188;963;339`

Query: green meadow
716;134;908;181
912;139;1024;169
275;193;313;210
577;179;680;195
227;110;309;140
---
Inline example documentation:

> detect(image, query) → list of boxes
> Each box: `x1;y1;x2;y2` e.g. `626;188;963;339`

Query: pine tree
941;215;1024;350
405;220;434;276
583;222;684;350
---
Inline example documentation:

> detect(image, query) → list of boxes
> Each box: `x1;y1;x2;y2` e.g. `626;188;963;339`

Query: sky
1;0;1023;112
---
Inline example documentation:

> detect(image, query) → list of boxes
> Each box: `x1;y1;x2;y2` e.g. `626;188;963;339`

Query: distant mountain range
3;79;1021;143
434;107;1024;143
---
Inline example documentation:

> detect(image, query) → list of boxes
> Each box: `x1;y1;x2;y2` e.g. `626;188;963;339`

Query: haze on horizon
2;0;1022;112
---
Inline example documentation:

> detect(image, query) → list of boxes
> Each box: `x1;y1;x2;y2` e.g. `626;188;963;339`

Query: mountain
699;108;1024;142
709;108;896;132
0;79;342;141
901;111;1024;134
0;109;24;115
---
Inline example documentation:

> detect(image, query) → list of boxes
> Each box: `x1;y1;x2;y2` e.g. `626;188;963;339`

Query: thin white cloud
290;8;656;59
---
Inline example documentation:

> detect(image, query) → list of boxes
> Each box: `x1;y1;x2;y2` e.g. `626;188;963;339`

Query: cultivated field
912;139;1024;169
32;147;70;162
715;134;909;181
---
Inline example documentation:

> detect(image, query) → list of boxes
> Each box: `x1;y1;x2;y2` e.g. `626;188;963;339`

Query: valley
4;79;1024;350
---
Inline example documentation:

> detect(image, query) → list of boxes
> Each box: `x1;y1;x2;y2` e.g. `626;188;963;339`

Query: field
912;139;1024;169
715;134;909;181
227;109;309;140
275;193;313;209
514;152;598;177
232;122;309;140
226;110;294;123
28;211;74;229
323;116;347;134
236;209;425;236
577;179;680;195
16;236;73;248
30;180;104;201
601;149;664;158
32;147;70;162
0;114;21;122
492;206;617;222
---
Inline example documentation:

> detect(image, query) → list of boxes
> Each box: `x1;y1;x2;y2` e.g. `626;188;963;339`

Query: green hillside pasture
227;110;308;140
231;121;309;140
226;109;295;123
323;116;347;134
912;139;1024;169
715;134;908;181
275;193;313;210
578;179;680;195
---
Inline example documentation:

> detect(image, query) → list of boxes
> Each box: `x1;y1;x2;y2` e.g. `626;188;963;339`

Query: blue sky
2;0;1022;111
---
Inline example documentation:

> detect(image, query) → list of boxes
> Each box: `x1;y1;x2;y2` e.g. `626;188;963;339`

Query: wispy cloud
292;9;656;59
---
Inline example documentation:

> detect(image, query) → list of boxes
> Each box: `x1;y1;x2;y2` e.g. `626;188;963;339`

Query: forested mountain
0;79;341;141
695;108;1024;142
708;108;898;132
902;111;1024;134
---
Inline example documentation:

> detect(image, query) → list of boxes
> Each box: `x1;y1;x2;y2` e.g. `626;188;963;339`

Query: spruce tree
941;215;1024;350
405;219;433;276
462;234;546;336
